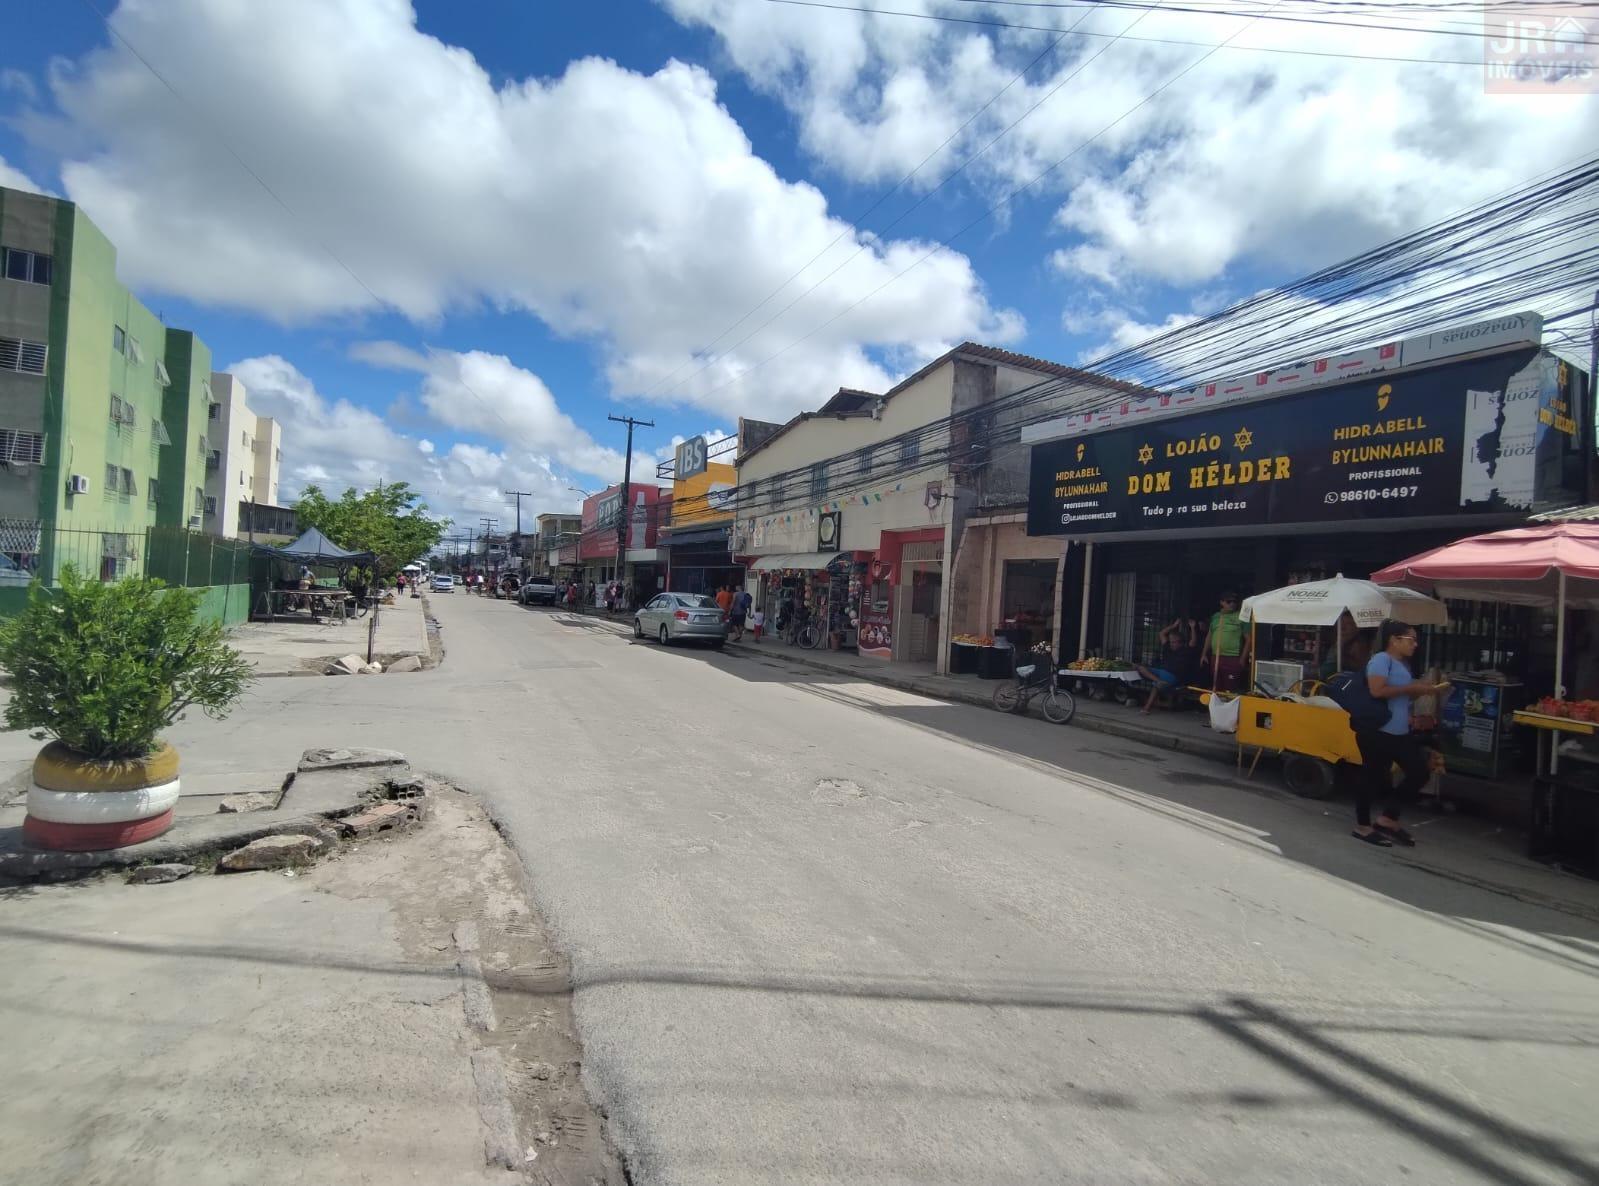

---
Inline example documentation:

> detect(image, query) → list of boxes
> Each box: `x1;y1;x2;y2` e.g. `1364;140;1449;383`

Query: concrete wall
948;518;1066;639
251;415;281;506
0;580;251;627
737;365;956;555
157;331;213;534
206;372;252;538
0;187;58;525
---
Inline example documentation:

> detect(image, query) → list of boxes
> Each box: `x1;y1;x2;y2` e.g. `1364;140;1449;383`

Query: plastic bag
1208;694;1241;734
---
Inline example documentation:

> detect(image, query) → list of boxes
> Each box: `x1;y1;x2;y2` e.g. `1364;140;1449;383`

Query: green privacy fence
0;523;254;627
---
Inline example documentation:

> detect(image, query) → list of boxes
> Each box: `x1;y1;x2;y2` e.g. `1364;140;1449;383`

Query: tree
294;481;449;577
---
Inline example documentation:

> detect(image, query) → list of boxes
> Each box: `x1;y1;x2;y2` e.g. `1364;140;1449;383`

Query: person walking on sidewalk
729;586;751;641
1351;621;1451;848
716;585;734;622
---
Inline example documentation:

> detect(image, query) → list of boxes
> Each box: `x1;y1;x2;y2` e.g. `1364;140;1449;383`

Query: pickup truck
517;577;560;606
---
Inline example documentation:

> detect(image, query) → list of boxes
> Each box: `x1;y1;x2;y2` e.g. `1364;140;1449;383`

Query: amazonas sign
1027;348;1582;537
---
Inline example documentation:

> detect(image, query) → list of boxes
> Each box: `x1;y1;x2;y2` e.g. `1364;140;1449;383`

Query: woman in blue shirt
1353;621;1450;847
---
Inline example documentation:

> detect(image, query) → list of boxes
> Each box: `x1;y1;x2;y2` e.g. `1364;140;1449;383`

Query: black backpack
1323;669;1389;732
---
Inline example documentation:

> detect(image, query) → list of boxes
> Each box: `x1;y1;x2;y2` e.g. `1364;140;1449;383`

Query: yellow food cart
1212;575;1448;797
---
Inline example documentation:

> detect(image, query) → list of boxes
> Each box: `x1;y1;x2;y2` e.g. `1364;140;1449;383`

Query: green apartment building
0;185;212;582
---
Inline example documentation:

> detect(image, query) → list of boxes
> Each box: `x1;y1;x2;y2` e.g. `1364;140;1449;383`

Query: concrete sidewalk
229;592;431;676
0;784;625;1186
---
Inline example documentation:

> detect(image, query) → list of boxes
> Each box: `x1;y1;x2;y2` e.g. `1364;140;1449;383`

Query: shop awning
748;551;846;573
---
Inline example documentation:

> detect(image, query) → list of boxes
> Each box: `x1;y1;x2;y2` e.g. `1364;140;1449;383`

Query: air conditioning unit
68;474;89;495
187;515;201;529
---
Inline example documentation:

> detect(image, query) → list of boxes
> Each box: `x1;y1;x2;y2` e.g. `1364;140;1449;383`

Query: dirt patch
324;783;628;1183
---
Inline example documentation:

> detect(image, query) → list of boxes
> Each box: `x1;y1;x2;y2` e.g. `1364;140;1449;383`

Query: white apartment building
205;372;282;539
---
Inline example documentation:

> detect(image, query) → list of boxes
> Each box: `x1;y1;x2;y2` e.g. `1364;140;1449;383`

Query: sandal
1351;829;1393;847
1376;824;1416;847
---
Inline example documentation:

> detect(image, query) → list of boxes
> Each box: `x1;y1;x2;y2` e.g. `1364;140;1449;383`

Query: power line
689;0;1290;410
762;0;1501;66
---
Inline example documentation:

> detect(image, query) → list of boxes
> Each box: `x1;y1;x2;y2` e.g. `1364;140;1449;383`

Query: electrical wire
762;0;1511;66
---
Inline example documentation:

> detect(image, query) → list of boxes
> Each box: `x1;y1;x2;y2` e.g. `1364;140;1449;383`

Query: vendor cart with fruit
1218;576;1449;798
1063;656;1142;702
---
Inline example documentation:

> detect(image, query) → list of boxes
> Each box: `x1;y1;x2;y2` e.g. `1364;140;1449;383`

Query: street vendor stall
1223;575;1448;797
1374;522;1599;872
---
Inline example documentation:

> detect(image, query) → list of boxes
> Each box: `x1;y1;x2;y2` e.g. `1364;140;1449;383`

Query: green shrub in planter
0;567;253;760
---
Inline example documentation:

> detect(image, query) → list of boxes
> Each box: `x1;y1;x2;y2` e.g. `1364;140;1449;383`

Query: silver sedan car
635;592;727;647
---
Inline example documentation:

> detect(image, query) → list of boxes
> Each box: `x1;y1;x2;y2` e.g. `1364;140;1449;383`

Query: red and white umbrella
1372;521;1599;695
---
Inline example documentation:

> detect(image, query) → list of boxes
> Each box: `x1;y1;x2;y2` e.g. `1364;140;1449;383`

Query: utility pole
504;490;531;538
608;414;654;586
480;518;498;584
1588;289;1599;503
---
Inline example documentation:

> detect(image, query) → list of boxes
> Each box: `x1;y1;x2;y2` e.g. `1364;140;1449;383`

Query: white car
431;574;455;593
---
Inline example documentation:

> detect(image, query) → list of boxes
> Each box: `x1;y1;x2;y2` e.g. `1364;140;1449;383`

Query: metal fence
0;522;252;588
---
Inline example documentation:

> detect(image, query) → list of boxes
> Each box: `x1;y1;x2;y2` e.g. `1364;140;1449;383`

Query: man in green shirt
1203;591;1250;691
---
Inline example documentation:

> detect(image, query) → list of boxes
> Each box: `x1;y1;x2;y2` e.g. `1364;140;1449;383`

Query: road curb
0;760;402;882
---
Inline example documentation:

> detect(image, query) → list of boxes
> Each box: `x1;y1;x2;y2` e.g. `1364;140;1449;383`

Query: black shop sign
1027;348;1581;537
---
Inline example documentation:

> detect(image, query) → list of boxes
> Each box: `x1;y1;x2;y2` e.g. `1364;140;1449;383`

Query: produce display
1532;697;1599;722
952;634;994;646
1066;657;1135;672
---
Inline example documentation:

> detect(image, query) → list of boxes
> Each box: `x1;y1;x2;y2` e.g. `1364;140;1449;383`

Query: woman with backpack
1350;621;1451;848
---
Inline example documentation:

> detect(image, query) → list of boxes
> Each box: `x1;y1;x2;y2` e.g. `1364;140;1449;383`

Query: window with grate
113;325;126;354
899;435;921;469
148;476;160;505
0;336;47;375
110;394;124;424
153;358;170;387
151;419;171;446
2;247;52;285
193;487;205;514
121;468;136;497
208;402;219;420
0;429;44;465
105;463;120;495
810;461;829;501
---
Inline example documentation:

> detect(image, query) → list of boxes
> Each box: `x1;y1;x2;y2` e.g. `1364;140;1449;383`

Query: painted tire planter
21;741;180;852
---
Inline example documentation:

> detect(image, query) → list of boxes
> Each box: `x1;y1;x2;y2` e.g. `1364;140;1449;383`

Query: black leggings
1353;730;1431;826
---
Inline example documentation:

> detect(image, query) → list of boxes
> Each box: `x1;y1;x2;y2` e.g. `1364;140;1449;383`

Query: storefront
948;516;1064;659
1027;340;1588;679
663;525;743;597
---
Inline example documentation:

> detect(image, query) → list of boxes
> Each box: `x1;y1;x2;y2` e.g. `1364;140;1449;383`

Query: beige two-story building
736;343;1132;670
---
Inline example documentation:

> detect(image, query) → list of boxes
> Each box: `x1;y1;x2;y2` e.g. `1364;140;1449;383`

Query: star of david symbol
1137;443;1154;464
1233;427;1254;451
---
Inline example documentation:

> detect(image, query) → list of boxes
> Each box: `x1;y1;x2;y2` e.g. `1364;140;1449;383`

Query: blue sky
1;0;1590;529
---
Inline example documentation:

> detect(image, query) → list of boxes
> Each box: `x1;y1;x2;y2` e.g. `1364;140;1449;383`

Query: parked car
431;574;455;593
0;554;33;587
518;577;559;606
453;574;465;586
635;592;727;647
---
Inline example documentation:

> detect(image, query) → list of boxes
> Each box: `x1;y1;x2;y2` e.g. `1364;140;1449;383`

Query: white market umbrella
402;563;423;572
1240;574;1448;629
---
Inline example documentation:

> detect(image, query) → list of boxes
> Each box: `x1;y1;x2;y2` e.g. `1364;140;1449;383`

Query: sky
0;0;1593;533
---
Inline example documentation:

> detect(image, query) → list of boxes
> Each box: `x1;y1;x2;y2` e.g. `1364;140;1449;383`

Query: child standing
751;607;765;643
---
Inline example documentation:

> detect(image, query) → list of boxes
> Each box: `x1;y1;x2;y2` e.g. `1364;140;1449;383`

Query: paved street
14;592;1599;1185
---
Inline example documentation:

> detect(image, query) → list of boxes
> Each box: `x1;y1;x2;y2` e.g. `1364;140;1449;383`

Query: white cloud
352;341;626;482
39;0;1018;422
227;354;582;530
662;1;1599;291
0;155;50;196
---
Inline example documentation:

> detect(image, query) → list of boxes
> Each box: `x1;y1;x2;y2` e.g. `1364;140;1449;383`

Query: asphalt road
61;593;1599;1184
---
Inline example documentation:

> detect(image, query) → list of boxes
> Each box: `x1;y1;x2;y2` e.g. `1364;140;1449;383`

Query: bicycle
992;653;1076;724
